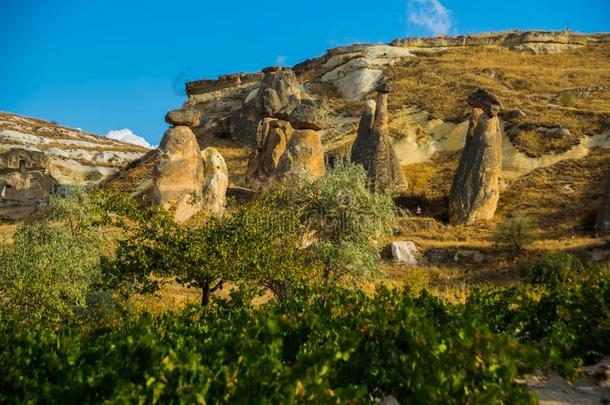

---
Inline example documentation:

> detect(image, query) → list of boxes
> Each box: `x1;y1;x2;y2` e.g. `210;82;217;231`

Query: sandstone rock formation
0;149;60;219
201;147;228;216
152;116;205;222
351;83;408;193
246;116;325;189
261;119;293;174
257;67;303;116
274;128;325;181
165;108;202;127
449;89;503;225
0;112;147;186
596;175;610;236
243;68;328;189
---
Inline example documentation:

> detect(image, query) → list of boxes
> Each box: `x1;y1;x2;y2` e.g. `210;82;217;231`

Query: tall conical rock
350;83;407;193
201;147;228;217
449;89;503;225
596;175;610;236
152;109;205;222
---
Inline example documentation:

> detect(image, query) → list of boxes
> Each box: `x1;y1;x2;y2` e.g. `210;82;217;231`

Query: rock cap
262;66;287;73
467;89;502;117
165;108;201;127
276;99;328;130
376;82;392;93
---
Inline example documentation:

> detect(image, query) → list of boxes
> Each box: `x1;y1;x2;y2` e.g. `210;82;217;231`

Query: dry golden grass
100;150;157;194
385;43;610;156
0;222;18;245
498;148;609;237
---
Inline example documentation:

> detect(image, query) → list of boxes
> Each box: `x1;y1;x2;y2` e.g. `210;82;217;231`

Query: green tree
109;191;311;305
289;161;395;284
0;187;109;324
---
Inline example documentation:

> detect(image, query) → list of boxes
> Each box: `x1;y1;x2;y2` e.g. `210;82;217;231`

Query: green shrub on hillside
288;161;395;284
0;187;111;325
494;215;536;253
521;251;589;288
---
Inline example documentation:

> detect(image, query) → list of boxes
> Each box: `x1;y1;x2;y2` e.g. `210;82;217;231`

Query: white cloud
105;128;154;149
274;55;287;66
407;0;453;36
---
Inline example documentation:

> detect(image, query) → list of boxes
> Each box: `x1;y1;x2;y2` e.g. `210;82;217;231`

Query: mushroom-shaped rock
274;128;325;181
596;175;610;236
449;89;503;225
152;126;204;222
165;108;201;127
201;147;228;217
350;85;407;193
466;88;502;117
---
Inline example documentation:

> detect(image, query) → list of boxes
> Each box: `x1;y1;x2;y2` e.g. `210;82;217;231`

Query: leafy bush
494;215;535;253
108;191;312;304
558;93;577;107
289;161;395;283
0;286;539;404
0;187;111;325
467;259;610;374
521;251;589;288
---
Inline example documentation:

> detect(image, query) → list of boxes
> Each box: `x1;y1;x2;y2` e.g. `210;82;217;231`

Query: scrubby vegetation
1;163;609;403
494;215;536;253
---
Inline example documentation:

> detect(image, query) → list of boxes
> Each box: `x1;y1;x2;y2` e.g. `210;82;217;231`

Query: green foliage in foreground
0;287;539;404
1;260;609;403
0;187;113;325
467;258;610;376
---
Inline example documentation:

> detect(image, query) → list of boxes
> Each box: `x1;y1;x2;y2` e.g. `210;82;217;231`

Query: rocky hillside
0;112;148;184
103;30;610;234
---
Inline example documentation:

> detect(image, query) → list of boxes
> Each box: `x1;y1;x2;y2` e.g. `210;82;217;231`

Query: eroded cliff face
103;30;610;231
0;112;148;185
0;112;148;218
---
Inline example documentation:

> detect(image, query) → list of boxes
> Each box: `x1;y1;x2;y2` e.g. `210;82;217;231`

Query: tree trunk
201;280;210;306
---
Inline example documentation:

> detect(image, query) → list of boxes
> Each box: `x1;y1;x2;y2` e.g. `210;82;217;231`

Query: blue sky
1;0;608;147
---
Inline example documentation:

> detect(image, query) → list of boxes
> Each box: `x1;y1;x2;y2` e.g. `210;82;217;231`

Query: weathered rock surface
391;241;418;265
152;126;204;222
257;67;303;117
274;128;325;181
0;112;147;184
245;81;328;189
596;175;610;235
449;89;503;225
102;30;610;228
201;147;228;216
351;84;408;193
165;108;202;127
276;99;329;130
0;113;147;219
246;118;291;186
